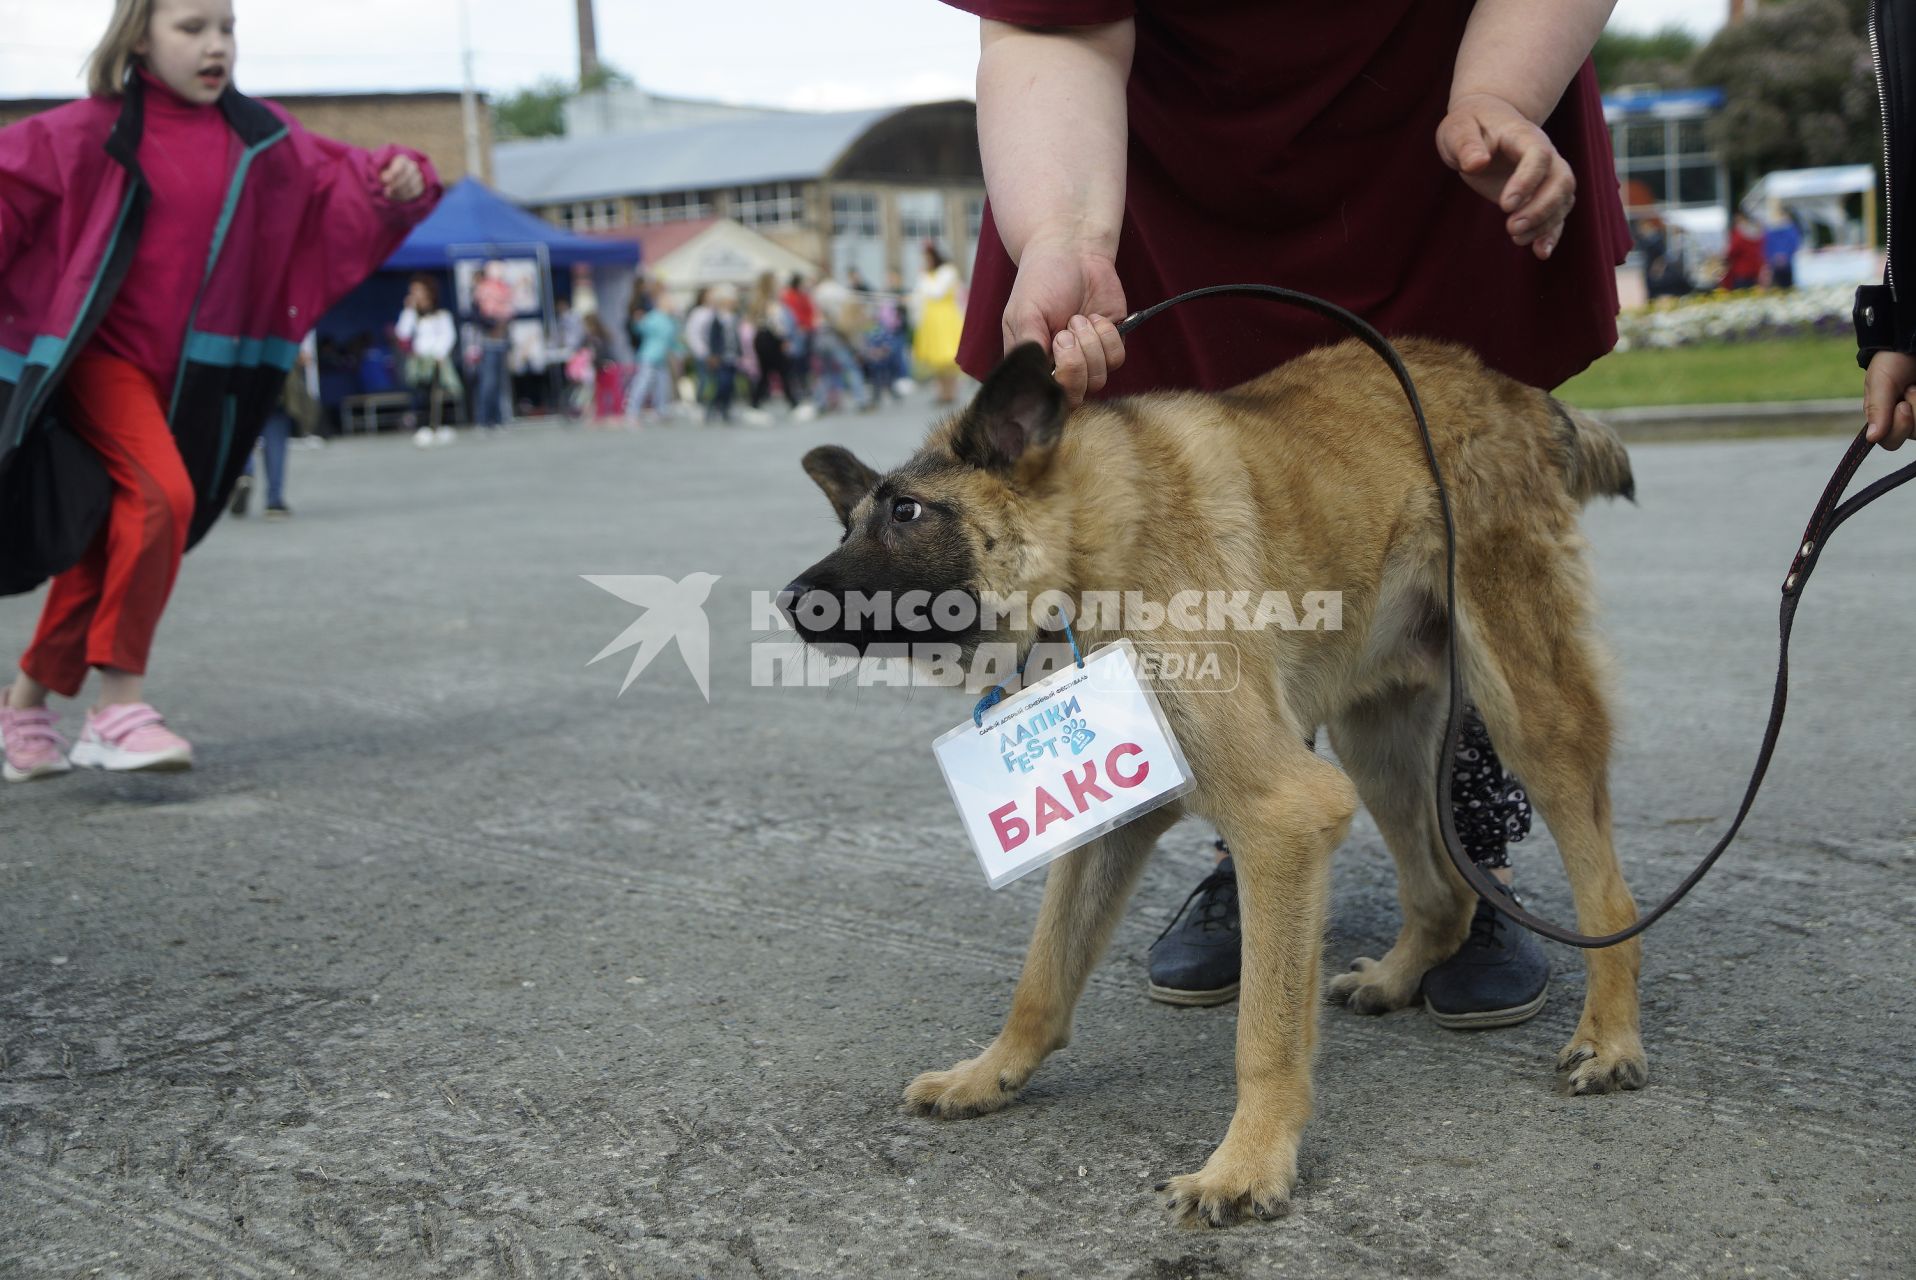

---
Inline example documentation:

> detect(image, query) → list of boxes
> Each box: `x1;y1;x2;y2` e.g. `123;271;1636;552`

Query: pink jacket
0;76;441;594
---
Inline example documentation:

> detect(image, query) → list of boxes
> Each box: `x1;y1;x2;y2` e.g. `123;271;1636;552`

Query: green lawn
1558;336;1860;409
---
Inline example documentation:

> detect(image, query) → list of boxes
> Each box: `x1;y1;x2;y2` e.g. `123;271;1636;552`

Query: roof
1741;164;1877;207
1601;87;1727;120
384;178;638;269
492;107;896;205
590;218;819;288
590;218;720;264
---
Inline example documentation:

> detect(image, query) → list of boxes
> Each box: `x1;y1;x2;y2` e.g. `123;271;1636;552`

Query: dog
783;338;1645;1226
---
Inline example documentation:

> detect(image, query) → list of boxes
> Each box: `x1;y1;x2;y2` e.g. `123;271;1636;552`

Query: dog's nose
777;579;811;626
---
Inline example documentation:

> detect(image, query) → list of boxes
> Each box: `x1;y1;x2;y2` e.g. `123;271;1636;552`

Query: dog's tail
1546;399;1635;505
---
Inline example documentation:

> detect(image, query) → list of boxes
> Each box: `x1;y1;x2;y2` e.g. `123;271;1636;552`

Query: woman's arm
1450;0;1615;124
976;18;1132;404
1437;0;1617;260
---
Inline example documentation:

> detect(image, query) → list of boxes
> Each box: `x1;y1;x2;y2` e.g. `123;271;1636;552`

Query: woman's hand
380;154;425;203
1436;92;1575;260
1001;235;1128;406
1863;350;1916;449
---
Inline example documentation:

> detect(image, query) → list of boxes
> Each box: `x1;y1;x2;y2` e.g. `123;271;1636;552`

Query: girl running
0;0;440;780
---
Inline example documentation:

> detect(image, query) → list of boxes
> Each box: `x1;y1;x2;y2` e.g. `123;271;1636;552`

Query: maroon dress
943;0;1631;394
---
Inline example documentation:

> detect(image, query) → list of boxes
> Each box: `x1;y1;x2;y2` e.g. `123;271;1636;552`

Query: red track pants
18;349;195;698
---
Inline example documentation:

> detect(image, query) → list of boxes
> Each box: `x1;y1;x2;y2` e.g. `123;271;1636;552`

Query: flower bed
1616;285;1855;351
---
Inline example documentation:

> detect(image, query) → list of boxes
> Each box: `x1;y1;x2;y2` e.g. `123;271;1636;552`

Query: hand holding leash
998;237;1127;406
1862;350;1916;448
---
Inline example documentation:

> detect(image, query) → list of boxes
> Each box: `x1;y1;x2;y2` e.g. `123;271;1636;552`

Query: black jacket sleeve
1857;0;1916;366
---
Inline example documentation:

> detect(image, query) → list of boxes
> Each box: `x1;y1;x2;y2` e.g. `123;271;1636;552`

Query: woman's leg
639;362;668;417
751;332;778;408
630;363;651;418
478;340;507;427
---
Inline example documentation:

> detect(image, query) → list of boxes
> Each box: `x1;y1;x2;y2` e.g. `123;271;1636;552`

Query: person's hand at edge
1436;92;1575;261
1863;350;1916;450
1001;236;1127;407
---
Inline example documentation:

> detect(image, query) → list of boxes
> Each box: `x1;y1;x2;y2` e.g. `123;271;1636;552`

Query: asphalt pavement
1;395;1911;1278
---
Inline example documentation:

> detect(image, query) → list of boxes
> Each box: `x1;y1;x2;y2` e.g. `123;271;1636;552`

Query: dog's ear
951;342;1067;474
802;445;880;530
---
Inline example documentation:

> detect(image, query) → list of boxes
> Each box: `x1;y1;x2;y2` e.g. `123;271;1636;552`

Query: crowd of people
357;245;968;441
1632;201;1810;300
553;246;967;431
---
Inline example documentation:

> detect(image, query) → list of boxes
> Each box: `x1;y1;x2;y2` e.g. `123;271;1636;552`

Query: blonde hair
748;272;778;324
86;0;157;98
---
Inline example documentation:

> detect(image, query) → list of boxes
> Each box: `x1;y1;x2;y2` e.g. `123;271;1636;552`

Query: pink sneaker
0;704;72;783
69;702;194;773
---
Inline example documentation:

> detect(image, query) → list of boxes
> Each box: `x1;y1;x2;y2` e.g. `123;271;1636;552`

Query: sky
0;0;1727;106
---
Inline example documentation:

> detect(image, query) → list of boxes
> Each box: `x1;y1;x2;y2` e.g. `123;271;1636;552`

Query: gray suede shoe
1423;882;1550;1029
1146;847;1241;1007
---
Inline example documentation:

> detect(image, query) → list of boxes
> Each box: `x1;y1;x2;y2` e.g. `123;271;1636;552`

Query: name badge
933;640;1195;889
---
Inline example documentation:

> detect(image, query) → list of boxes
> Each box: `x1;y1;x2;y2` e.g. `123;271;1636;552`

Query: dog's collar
971;620;1084;726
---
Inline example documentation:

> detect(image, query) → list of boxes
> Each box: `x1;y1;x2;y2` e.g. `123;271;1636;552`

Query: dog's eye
891;498;923;523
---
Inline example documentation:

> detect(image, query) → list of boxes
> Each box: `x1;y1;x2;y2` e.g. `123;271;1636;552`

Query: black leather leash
1115;283;1916;949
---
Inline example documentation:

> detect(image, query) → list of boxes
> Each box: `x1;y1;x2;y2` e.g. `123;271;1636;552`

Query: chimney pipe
577;0;601;84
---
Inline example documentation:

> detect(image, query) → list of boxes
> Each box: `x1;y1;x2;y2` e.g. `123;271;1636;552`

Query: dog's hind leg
903;800;1183;1120
1462;575;1647;1096
1324;683;1476;1014
1162;739;1357;1226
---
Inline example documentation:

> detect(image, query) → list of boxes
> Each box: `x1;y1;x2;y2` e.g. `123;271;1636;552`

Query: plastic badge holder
933;639;1196;889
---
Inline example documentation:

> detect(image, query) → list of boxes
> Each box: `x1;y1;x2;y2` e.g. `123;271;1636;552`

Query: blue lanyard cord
971;616;1084;726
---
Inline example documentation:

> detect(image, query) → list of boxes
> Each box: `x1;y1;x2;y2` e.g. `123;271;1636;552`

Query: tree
1691;0;1877;193
491;62;637;141
1593;25;1700;91
493;76;570;141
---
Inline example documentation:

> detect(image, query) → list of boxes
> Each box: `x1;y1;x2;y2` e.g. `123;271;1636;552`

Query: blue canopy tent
316;178;639;426
382;176;640;271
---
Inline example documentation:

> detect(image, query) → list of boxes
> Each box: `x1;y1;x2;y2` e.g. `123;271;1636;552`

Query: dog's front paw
1556;1034;1648;1095
1325;955;1420;1015
903;1055;1030;1119
1160;1140;1297;1228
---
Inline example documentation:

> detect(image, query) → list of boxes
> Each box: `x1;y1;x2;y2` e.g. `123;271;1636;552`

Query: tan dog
784;338;1645;1226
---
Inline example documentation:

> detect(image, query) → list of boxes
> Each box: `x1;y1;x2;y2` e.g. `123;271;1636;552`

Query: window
895;189;950;285
634;191;716;224
1625;121;1665;160
558;199;623;231
830;190;885;286
1676;163;1717;206
1629;167;1669;205
963;195;985;245
731;181;807;228
1609;111;1722;213
896;190;945;246
832;191;879;237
